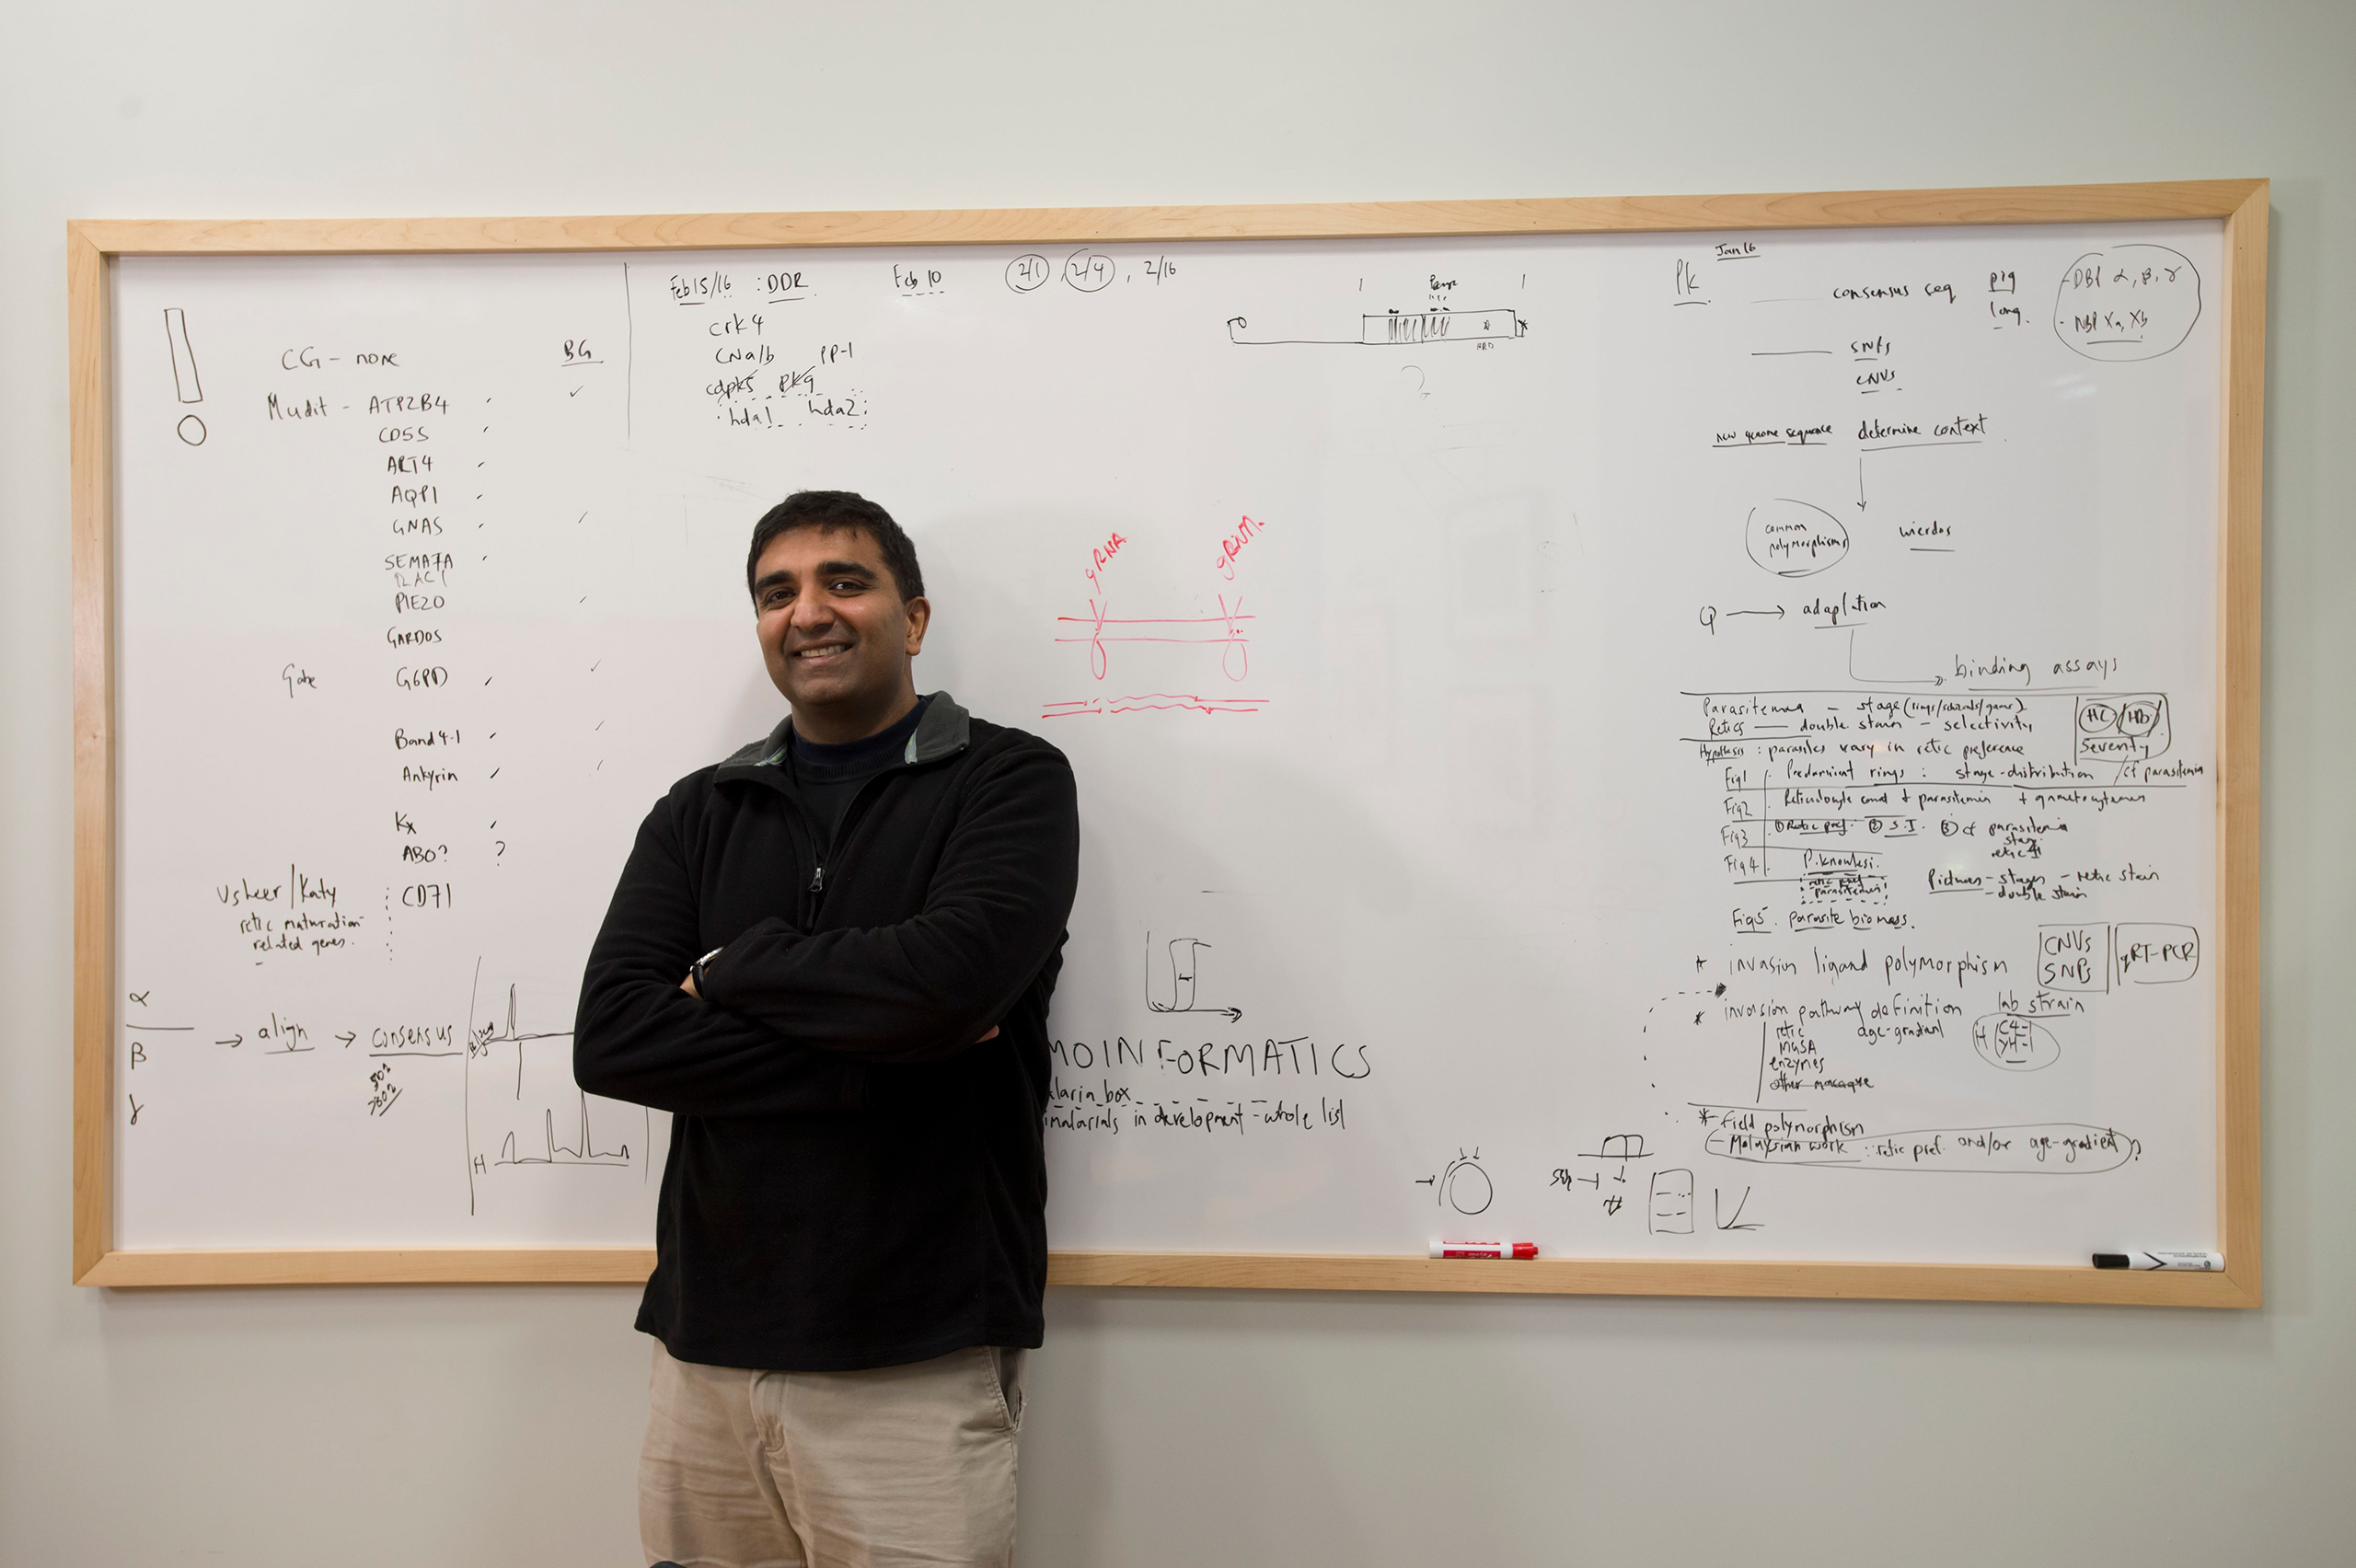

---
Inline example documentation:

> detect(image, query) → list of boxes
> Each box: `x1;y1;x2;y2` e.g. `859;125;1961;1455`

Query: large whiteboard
95;203;2243;1283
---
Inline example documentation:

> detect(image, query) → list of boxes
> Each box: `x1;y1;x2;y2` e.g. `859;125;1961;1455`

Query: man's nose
787;592;837;632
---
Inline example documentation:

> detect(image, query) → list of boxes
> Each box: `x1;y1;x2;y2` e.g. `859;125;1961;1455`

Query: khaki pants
641;1342;1024;1568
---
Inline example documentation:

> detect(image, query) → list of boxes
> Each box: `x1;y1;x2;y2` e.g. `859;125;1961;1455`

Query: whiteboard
97;206;2239;1278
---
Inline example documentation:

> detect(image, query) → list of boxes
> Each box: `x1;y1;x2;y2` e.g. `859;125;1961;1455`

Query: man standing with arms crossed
575;490;1080;1568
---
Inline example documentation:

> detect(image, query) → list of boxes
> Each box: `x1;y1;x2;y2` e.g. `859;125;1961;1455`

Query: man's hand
685;969;995;1043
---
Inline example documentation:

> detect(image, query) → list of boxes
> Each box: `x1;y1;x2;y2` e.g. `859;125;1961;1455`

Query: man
574;490;1080;1568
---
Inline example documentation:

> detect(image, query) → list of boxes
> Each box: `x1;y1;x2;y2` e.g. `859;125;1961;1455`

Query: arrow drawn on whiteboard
1145;932;1242;1022
1415;1148;1495;1215
1698;605;1787;635
1845;627;1945;686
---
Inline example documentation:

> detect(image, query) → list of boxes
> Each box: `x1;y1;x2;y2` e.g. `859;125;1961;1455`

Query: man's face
751;525;930;740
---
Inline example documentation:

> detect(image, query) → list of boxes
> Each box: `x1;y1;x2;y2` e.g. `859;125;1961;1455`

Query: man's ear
902;595;931;655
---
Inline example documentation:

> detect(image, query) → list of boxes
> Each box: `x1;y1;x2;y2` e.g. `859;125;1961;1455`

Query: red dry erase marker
1430;1240;1538;1260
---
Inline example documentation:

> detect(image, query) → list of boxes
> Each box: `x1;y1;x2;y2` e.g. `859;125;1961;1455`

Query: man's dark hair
745;490;926;604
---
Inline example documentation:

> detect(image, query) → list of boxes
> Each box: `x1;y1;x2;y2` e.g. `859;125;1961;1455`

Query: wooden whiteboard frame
70;179;2267;1304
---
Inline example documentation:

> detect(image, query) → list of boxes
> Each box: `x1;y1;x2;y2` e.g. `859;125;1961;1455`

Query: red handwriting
1216;594;1249;680
1083;531;1127;594
1214;514;1267;580
1044;694;1269;718
1057;600;1255;683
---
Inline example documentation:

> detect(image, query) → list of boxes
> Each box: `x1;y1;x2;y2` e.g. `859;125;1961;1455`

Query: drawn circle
1005;253;1051;294
2077;699;2119;733
1062;250;1116;293
175;413;207;446
1744;498;1849;577
2052;244;2201;363
1973;1013;2061;1073
2116;698;2163;738
1441;1159;1493;1216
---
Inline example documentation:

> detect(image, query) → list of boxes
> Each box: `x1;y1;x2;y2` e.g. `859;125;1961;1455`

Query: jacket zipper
779;722;969;929
800;772;891;929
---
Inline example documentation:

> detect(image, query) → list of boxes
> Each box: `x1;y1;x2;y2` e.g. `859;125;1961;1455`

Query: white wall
4;3;2349;1562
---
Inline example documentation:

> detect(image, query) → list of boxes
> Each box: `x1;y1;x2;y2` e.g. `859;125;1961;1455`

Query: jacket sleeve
573;783;869;1117
699;739;1080;1063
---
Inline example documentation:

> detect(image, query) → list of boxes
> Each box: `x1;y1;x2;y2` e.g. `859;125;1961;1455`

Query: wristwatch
690;946;723;994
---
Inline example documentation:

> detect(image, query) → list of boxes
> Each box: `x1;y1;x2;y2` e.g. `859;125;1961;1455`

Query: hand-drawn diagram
1714;1186;1762;1230
1226;307;1527;347
1042;694;1268;719
1744;498;1849;577
1972;1013;2061;1072
1045;518;1271;718
2053;245;2200;362
1563;1133;1657;1218
1144;933;1242;1022
465;971;647;1208
1576;1131;1656;1174
1648;1169;1695;1234
495;1097;633;1169
1416;1147;1495;1215
1052;597;1253;683
163;306;206;445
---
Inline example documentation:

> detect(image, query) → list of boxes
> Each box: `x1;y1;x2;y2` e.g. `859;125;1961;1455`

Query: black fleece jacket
573;693;1080;1370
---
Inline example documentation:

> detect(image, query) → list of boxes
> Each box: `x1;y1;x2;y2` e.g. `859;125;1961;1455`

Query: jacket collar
717;691;971;776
